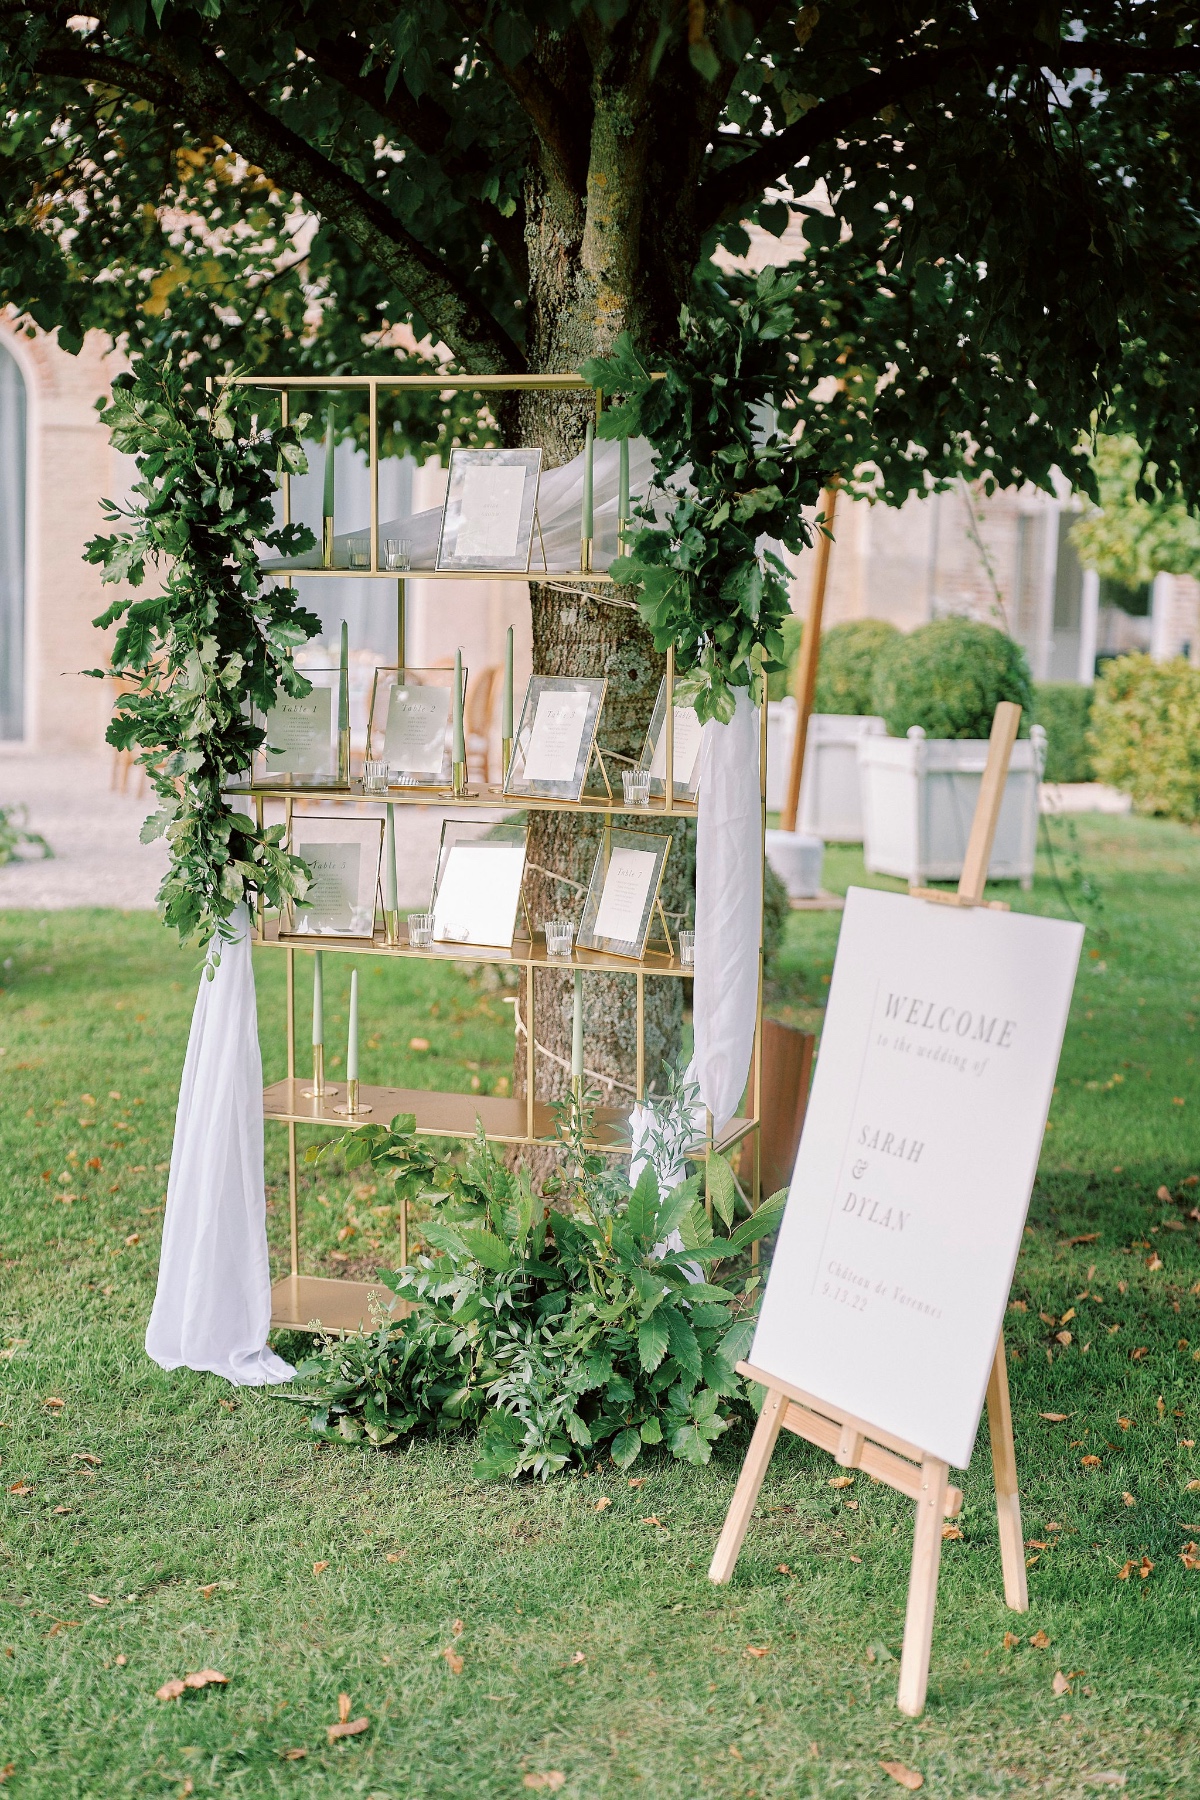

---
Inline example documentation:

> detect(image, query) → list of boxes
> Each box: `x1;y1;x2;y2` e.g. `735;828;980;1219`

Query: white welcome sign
751;886;1082;1468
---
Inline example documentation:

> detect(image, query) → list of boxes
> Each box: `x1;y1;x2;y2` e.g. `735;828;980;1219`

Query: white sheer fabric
691;692;762;1137
146;907;294;1386
263;436;661;573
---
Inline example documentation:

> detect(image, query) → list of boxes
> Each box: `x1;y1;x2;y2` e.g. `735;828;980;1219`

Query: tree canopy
2;2;1200;507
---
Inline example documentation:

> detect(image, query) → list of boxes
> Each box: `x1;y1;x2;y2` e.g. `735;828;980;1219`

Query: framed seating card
283;814;383;939
436;447;543;572
503;675;607;802
366;667;460;786
258;670;340;786
640;677;704;801
430;821;529;949
577;829;672;961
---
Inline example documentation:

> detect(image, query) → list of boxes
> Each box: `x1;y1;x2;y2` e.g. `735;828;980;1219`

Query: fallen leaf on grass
828;1475;854;1489
1056;1330;1073;1346
87;1595;109;1607
443;1648;464;1675
327;1716;369;1744
1064;1233;1099;1246
73;1453;101;1466
626;1476;645;1488
42;1397;65;1410
115;1655;126;1666
1060;1308;1076;1324
594;1497;611;1512
452;1618;464;1637
51;1506;71;1516
777;1564;792;1576
941;1524;963;1541
1028;1629;1051;1649
1003;1632;1021;1650
7;1483;32;1497
1116;1556;1153;1581
197;1583;219;1598
408;1037;430;1052
1040;1412;1069;1422
1117;1416;1133;1431
1122;1492;1136;1508
1130;1347;1149;1362
385;1552;404;1563
0;1766;13;1786
1081;1455;1102;1469
639;1515;663;1527
880;1760;924;1790
44;1621;80;1636
1052;1670;1072;1696
280;1749;307;1761
156;1669;227;1700
311;1561;329;1575
1179;1541;1200;1570
745;1645;770;1658
124;1234;140;1248
522;1775;565;1791
1187;1480;1200;1492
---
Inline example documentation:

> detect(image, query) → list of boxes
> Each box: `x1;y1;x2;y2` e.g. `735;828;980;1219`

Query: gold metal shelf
236;373;603;392
262;565;615;583
270;1274;405;1335
232;779;696;820
252;916;691;979
264;1077;754;1158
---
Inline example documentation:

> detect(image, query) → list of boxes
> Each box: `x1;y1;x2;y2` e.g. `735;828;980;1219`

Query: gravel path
0;754;481;913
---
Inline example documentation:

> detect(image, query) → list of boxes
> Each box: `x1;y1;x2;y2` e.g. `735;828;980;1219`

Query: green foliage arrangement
284;1101;785;1478
84;361;322;947
1088;654;1200;822
1034;684;1096;785
813;620;899;716
870;619;1034;741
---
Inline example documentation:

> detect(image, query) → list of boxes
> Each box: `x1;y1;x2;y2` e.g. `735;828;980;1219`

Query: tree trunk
510;120;696;1141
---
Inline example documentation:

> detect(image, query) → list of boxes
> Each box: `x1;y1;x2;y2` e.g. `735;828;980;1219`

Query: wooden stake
986;1334;1029;1611
708;1387;787;1583
781;485;838;833
957;700;1021;904
897;1455;949;1717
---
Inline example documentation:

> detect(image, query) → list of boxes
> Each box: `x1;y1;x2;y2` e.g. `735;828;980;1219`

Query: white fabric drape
146;907;294;1387
691;692;762;1137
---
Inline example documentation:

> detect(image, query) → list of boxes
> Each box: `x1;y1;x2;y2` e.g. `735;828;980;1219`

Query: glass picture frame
503;675;607;803
256;669;343;787
282;814;383;939
576;829;673;961
429;820;529;950
365;666;463;787
436;447;543;572
640;677;705;802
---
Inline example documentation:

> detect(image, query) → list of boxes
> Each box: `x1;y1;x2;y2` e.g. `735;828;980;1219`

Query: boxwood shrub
1088;653;1200;820
870;617;1034;739
1034;682;1095;784
812;619;899;714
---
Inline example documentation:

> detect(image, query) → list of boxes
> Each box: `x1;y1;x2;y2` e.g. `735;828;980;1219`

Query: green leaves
637;1312;669;1374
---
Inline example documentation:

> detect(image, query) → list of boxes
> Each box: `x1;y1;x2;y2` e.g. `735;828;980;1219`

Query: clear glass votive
384;538;413;571
679;929;695;968
348;539;370;568
545;917;575;959
362;759;389;793
408;911;434;949
622;768;651;808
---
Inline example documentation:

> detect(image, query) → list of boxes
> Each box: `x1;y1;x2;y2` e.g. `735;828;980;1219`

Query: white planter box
858;726;1046;889
765;702;886;841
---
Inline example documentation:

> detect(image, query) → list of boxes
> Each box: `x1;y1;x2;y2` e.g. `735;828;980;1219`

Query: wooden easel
710;701;1029;1717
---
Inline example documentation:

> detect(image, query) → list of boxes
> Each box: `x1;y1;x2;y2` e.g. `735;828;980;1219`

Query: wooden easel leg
896;1454;949;1717
986;1334;1029;1612
708;1387;787;1584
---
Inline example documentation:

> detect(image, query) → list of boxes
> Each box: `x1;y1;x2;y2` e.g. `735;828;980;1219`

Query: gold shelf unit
239;369;766;1337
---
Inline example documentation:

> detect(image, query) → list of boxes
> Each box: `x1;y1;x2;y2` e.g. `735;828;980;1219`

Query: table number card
436;447;542;572
523;688;592;784
297;842;359;931
262;682;336;782
504;675;606;802
430;834;528;949
383;683;451;776
750;886;1082;1468
577;829;671;960
284;815;383;941
643;683;705;799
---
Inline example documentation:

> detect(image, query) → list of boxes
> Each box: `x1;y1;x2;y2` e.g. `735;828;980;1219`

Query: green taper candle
453;648;466;765
618;436;629;543
347;967;359;1081
502;625;514;738
322;404;335;520
572;969;584;1082
385;804;398;911
312;951;324;1045
581;419;594;541
338;621;349;734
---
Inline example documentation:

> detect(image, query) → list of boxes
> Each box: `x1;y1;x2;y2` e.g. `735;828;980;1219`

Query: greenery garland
85;361;322;948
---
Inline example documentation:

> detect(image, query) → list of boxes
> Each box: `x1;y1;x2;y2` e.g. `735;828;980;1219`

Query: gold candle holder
384;908;400;947
453;759;467;796
334;1077;372;1117
580;537;593;573
501;737;512;783
302;1043;339;1099
323;516;335;568
338;726;351;785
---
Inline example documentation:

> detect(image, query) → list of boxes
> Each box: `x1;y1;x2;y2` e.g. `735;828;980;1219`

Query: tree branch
699;35;1200;230
447;0;591;198
36;35;524;371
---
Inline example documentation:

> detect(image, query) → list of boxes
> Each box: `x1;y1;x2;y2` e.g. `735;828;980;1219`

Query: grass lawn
1;813;1199;1798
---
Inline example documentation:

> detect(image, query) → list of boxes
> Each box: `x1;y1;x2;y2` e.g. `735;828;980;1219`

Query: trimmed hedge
1088;653;1200;821
1034;683;1095;784
870;617;1034;739
813;619;899;714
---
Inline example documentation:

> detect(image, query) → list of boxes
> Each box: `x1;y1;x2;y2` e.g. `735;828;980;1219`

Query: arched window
0;340;25;739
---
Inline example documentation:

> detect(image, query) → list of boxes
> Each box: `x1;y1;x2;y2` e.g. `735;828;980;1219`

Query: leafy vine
85;360;321;948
